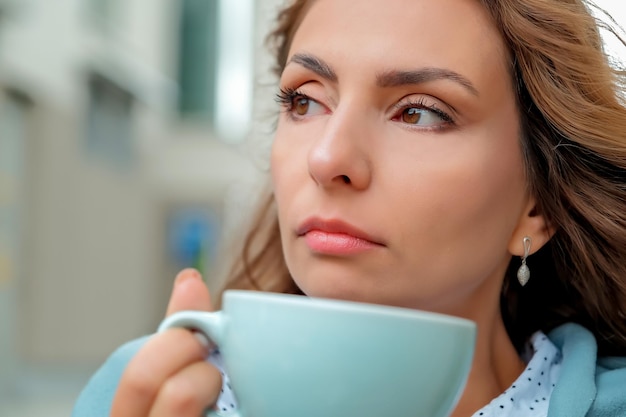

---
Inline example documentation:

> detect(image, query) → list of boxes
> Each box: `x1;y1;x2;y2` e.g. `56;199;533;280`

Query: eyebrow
287;53;479;97
377;68;479;96
288;53;338;82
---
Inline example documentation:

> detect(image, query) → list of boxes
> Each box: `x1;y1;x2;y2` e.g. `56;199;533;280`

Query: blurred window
166;207;221;276
86;0;117;30
0;88;32;396
85;73;135;168
177;0;219;122
0;89;31;286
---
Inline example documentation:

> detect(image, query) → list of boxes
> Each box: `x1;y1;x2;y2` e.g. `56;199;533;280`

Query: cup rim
223;290;476;329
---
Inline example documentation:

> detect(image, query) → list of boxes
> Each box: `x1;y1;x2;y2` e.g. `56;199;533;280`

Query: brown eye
397;105;449;128
294;97;310;115
402;108;424;124
278;90;326;119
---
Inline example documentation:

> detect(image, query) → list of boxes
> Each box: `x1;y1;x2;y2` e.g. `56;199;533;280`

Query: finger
149;361;223;417
166;268;213;316
111;328;210;417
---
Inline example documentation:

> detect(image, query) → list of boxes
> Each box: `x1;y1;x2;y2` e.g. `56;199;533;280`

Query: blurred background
0;0;624;416
0;0;281;415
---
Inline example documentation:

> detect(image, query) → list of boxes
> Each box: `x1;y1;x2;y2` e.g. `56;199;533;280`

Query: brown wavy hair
221;0;626;356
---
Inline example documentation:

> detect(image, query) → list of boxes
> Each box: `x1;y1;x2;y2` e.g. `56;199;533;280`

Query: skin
111;269;222;417
271;0;551;415
113;0;553;415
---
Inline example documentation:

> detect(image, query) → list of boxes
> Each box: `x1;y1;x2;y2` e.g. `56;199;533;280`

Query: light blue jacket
72;323;626;416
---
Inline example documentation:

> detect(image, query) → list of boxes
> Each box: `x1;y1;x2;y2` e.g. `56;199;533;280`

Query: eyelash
275;87;305;110
393;98;455;127
275;87;455;128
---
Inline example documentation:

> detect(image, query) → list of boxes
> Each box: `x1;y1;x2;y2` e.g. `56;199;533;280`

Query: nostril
340;175;351;184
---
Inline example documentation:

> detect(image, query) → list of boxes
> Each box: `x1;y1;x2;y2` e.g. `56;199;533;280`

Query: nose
307;105;373;191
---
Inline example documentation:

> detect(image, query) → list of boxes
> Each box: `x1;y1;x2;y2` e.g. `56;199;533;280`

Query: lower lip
302;230;382;255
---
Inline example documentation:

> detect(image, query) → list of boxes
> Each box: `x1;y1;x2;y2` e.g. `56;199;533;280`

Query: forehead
288;0;510;86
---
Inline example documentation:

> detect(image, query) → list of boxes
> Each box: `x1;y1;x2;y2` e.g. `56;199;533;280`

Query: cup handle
158;311;242;417
206;409;242;417
158;310;225;346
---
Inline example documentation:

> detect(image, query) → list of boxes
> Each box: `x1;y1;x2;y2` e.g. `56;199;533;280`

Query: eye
293;96;324;116
402;108;441;125
393;98;454;129
276;88;327;119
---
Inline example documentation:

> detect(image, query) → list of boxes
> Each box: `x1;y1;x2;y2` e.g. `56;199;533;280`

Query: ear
507;196;555;257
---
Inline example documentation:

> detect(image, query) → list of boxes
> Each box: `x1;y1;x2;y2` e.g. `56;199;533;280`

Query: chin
296;279;396;307
301;284;439;314
296;277;366;302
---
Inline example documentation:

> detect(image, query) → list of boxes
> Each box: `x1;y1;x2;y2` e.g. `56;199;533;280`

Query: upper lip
296;217;386;246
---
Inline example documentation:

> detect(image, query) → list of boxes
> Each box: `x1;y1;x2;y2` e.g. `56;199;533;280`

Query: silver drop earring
517;237;532;286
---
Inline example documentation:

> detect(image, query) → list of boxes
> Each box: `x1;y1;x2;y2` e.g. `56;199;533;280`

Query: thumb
166;268;213;316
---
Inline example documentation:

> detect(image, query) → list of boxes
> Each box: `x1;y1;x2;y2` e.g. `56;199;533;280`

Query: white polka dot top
207;331;562;417
207;349;239;416
471;331;563;417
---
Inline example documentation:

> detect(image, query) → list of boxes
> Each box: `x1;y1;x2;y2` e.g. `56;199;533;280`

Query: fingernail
193;331;212;351
176;268;201;284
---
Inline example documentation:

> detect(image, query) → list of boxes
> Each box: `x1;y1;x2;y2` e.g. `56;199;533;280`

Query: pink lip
296;218;386;255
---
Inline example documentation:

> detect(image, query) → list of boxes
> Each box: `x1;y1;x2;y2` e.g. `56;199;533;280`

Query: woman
73;0;626;416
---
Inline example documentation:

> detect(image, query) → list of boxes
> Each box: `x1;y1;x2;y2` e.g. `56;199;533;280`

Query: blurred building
0;0;282;414
1;0;624;416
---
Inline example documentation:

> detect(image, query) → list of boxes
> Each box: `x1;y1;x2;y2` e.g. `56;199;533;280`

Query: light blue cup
159;290;476;417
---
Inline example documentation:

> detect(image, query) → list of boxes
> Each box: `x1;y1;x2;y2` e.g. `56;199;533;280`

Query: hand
111;269;222;417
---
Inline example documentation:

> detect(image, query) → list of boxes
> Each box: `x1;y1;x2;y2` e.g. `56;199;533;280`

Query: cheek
444;148;524;264
387;123;527;275
270;133;294;261
270;125;294;204
270;122;308;228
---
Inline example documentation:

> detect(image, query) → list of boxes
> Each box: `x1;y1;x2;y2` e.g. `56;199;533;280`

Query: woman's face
271;0;535;315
